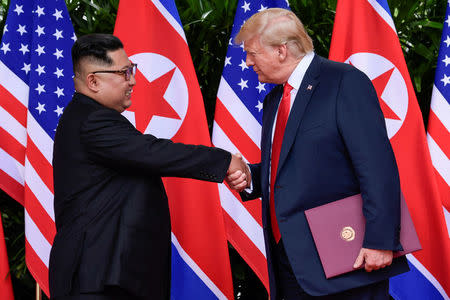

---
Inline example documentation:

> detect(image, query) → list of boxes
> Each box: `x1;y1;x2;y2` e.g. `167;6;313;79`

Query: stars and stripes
427;2;450;238
0;0;75;296
211;0;289;293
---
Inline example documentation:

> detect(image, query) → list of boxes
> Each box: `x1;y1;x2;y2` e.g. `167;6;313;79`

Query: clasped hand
226;153;251;192
353;248;393;272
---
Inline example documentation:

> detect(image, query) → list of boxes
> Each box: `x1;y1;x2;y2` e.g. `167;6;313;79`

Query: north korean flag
114;1;234;299
329;1;450;299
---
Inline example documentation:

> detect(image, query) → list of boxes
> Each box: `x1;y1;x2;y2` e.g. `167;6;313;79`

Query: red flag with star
0;212;14;300
128;68;181;132
329;0;450;298
113;0;233;298
370;67;401;120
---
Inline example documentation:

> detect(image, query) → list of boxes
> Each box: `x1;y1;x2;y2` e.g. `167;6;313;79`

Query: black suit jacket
49;92;231;299
241;55;409;298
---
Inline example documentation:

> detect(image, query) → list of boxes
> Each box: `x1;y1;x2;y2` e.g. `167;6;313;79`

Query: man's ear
86;73;100;93
277;44;288;61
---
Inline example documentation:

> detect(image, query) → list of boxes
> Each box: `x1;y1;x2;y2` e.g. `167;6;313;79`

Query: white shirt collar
286;51;315;90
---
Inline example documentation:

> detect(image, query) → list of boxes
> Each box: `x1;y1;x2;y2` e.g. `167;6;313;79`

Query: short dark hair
71;33;124;73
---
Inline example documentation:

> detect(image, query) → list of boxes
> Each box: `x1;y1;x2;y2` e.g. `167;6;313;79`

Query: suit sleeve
80;109;231;183
240;163;262;201
336;68;402;251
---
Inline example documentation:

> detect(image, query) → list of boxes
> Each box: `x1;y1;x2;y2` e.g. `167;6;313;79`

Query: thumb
235;153;243;159
353;249;365;269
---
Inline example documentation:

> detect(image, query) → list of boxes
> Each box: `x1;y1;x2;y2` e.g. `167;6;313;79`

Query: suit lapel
276;55;322;178
261;85;283;197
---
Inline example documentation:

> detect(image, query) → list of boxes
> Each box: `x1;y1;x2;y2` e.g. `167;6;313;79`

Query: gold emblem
341;226;355;241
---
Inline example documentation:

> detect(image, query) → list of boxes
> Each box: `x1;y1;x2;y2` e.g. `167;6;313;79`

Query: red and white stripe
427;85;450;237
0;61;55;296
0;60;27;204
212;76;269;291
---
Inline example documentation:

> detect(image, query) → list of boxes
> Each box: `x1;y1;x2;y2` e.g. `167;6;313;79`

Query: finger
234;180;248;191
227;170;243;180
364;258;382;272
353;250;364;269
365;264;373;272
230;173;247;186
235;153;243;160
379;259;392;269
226;181;246;191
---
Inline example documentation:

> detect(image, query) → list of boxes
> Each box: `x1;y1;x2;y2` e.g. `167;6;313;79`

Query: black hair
71;33;124;73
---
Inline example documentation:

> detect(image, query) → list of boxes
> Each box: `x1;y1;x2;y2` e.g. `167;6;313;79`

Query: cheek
252;58;261;68
255;59;268;72
103;79;121;91
111;81;128;94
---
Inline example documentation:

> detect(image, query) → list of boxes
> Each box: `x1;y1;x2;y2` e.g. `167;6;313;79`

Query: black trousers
272;240;390;300
53;274;142;300
53;286;135;300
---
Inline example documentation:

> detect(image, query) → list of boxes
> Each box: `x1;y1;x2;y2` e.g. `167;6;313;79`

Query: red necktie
270;83;293;243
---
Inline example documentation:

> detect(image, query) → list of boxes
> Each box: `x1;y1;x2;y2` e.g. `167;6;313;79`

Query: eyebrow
120;62;133;69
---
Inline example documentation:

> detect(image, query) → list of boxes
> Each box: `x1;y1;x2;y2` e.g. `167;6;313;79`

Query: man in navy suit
226;8;409;300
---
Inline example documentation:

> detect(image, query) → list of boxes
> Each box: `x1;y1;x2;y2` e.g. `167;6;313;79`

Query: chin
123;101;132;109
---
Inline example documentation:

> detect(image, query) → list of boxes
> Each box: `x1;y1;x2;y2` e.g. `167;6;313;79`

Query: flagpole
36;283;42;300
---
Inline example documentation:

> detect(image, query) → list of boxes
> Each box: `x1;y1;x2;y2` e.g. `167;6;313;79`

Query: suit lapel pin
307;84;313;91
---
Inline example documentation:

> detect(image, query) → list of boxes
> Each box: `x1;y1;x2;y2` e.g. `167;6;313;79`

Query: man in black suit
226;8;408;300
50;34;248;300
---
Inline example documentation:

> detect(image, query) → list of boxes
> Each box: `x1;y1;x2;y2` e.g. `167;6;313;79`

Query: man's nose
246;56;253;66
129;73;137;86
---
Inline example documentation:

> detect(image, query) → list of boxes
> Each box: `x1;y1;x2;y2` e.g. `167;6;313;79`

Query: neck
280;57;302;84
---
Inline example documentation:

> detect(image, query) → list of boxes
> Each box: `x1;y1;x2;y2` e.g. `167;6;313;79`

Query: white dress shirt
245;52;315;192
271;51;315;143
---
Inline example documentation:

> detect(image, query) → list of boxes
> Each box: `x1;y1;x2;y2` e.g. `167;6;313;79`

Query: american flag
211;0;289;292
427;2;450;238
0;0;75;296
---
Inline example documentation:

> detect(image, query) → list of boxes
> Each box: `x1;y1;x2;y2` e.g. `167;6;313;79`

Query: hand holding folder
353;248;393;272
304;194;421;279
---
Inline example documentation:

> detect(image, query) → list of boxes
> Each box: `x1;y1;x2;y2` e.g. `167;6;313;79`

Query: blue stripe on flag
390;260;444;300
374;0;393;17
159;0;183;28
170;243;218;300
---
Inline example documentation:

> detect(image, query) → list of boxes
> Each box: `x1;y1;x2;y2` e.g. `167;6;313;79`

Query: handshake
226;153;251;192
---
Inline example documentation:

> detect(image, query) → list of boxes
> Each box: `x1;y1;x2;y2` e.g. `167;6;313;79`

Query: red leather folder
304;194;421;279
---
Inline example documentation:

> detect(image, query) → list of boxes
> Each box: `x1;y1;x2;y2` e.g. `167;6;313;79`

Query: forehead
243;36;262;52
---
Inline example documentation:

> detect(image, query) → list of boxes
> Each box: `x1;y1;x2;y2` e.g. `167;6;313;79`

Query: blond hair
235;8;313;58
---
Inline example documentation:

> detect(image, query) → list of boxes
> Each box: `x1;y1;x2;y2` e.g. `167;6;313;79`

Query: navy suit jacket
241;55;409;298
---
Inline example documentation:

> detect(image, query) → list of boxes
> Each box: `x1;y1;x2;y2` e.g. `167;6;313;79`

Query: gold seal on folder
341;226;355;241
